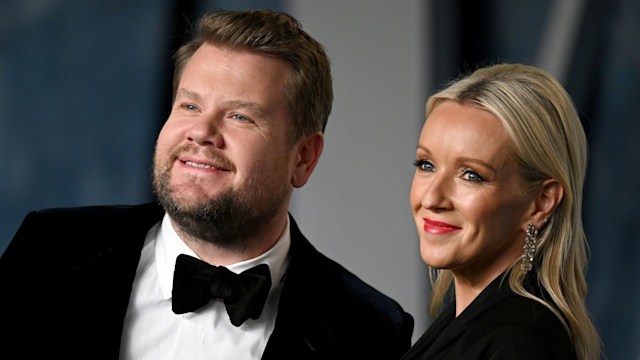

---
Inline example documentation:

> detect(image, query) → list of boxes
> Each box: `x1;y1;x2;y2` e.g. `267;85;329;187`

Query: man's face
153;43;296;248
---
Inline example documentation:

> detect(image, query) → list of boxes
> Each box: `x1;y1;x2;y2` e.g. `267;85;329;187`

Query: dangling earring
521;224;538;273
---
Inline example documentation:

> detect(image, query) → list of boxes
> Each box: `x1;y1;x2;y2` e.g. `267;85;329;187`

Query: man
0;9;413;360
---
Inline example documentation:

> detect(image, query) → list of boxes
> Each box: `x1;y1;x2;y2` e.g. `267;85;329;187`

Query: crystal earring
521;224;538;273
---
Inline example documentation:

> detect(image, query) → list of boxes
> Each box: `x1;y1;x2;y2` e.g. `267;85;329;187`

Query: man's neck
173;212;289;266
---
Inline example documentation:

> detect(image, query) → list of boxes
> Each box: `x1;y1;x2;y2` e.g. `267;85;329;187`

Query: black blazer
1;203;413;359
400;272;576;360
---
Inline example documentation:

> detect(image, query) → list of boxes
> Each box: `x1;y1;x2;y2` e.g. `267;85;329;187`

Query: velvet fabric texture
0;203;413;359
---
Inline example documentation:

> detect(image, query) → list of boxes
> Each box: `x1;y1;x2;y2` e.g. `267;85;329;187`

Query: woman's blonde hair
425;63;601;360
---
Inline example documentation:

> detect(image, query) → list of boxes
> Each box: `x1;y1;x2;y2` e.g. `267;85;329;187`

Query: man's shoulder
283;222;414;357
19;202;163;228
286;217;413;329
5;202;163;261
313;249;402;307
28;202;161;217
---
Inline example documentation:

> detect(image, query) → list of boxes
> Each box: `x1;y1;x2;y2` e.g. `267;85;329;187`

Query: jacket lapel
66;203;165;353
262;214;338;359
418;273;513;358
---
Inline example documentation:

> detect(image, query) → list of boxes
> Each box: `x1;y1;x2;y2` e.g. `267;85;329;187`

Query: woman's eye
462;169;485;183
413;159;435;172
182;104;198;111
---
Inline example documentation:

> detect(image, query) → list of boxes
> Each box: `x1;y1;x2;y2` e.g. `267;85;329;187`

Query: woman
403;63;601;359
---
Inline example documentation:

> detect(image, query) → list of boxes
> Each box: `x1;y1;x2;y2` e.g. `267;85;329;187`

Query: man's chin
169;198;215;213
169;186;223;204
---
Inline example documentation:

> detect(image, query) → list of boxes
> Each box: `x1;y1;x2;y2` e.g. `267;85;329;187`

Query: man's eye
232;114;248;122
413;159;435;172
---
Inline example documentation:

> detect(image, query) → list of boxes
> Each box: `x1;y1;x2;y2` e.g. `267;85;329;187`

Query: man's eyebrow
220;100;267;117
175;88;202;101
174;90;267;117
223;100;261;111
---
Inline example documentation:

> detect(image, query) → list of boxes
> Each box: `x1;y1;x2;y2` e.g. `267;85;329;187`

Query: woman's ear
291;132;324;188
530;178;564;228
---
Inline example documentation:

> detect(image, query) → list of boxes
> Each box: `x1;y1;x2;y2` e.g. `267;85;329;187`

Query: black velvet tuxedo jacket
1;203;413;359
400;272;576;360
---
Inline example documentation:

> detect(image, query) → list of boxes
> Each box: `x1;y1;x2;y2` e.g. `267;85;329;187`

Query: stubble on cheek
152;146;183;208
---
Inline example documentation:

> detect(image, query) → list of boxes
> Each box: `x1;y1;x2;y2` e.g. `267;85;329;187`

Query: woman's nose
419;174;452;211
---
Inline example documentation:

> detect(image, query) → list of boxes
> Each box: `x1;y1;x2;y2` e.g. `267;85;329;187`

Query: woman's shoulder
460;291;576;359
488;290;563;325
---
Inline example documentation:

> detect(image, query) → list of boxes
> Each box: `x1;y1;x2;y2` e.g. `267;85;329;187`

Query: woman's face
409;101;535;284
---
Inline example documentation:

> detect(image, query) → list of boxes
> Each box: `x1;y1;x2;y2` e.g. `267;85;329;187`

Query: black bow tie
172;254;272;327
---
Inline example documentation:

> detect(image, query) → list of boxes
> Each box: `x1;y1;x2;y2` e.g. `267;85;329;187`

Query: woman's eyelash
413;160;486;182
413;159;434;171
462;169;485;182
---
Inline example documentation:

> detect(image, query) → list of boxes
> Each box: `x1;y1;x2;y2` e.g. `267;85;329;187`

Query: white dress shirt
119;213;291;360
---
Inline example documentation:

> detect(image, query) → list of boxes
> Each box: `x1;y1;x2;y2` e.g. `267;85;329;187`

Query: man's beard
152;151;290;252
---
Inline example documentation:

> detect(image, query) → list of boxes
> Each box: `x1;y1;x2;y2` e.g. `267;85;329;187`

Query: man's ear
291;132;324;188
530;178;564;228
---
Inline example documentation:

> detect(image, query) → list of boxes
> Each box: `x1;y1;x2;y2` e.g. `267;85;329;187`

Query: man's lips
169;143;236;172
180;158;230;171
175;150;236;172
422;217;462;234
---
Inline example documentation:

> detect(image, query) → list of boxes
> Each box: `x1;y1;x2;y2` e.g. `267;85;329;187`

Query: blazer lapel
3;202;166;359
418;273;513;358
401;303;455;359
262;214;338;359
66;203;165;353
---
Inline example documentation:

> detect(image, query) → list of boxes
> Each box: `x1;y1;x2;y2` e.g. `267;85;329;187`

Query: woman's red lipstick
422;218;462;234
